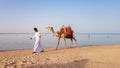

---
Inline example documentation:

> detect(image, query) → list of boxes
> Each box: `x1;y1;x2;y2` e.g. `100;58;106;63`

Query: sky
0;0;120;33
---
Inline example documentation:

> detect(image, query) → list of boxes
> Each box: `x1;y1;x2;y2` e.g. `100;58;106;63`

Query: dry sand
0;44;120;68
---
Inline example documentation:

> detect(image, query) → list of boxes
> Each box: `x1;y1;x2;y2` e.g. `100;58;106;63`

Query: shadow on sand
28;59;89;68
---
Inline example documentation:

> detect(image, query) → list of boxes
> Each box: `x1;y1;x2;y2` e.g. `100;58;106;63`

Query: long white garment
32;32;43;52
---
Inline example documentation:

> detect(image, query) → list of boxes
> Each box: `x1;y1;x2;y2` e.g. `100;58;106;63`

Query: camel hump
59;28;65;35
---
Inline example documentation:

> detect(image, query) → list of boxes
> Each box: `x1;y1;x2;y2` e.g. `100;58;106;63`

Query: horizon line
0;32;120;34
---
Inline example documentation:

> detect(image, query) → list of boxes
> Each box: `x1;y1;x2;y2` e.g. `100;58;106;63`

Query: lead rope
41;30;49;37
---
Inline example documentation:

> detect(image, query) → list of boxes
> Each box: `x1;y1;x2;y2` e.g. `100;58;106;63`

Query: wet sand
0;44;120;68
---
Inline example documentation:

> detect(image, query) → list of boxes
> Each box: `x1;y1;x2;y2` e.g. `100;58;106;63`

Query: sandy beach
0;44;120;68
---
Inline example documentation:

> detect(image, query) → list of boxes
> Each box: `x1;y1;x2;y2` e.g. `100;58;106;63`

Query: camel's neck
51;28;55;34
49;28;58;36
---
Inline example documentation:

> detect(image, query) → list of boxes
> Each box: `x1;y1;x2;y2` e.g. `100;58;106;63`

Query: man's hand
30;38;32;40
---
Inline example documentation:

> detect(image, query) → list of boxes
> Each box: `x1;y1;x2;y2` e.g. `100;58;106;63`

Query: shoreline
0;44;120;68
0;44;119;51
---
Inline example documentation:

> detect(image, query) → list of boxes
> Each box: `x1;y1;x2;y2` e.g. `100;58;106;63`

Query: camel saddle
57;26;73;37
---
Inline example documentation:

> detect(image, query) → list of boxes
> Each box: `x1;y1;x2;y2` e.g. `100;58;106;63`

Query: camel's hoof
65;47;68;49
56;48;58;50
76;46;79;48
68;47;70;48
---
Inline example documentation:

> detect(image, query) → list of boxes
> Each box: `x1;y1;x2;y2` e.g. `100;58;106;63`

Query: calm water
0;33;120;50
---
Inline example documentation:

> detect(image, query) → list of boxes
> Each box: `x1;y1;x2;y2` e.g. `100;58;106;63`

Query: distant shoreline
0;33;120;35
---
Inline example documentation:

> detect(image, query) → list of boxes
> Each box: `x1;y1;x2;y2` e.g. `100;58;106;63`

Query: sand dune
0;45;120;68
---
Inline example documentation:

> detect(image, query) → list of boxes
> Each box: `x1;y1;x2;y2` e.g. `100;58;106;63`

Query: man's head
34;28;38;32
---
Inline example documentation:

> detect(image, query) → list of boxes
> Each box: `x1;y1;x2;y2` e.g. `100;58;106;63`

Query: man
30;28;44;54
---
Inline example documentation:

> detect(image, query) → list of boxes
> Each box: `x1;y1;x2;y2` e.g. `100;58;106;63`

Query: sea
0;33;120;50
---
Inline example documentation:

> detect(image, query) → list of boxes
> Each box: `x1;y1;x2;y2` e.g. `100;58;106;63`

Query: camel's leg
63;38;67;48
70;38;73;48
72;34;78;47
56;37;61;50
73;37;78;47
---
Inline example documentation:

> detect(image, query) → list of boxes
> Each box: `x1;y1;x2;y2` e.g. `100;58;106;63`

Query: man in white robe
30;28;44;54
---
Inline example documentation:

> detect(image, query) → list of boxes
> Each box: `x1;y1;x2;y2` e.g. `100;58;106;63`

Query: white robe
32;32;43;52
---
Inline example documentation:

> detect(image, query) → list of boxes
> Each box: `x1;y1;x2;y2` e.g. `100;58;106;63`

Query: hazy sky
0;0;120;33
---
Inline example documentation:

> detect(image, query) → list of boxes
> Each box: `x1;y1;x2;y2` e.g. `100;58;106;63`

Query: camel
46;26;78;50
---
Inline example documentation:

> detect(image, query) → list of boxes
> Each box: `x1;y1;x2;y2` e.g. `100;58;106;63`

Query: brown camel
46;26;78;50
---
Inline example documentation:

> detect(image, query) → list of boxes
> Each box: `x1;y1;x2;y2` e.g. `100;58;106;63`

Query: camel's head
46;26;53;31
46;26;59;37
